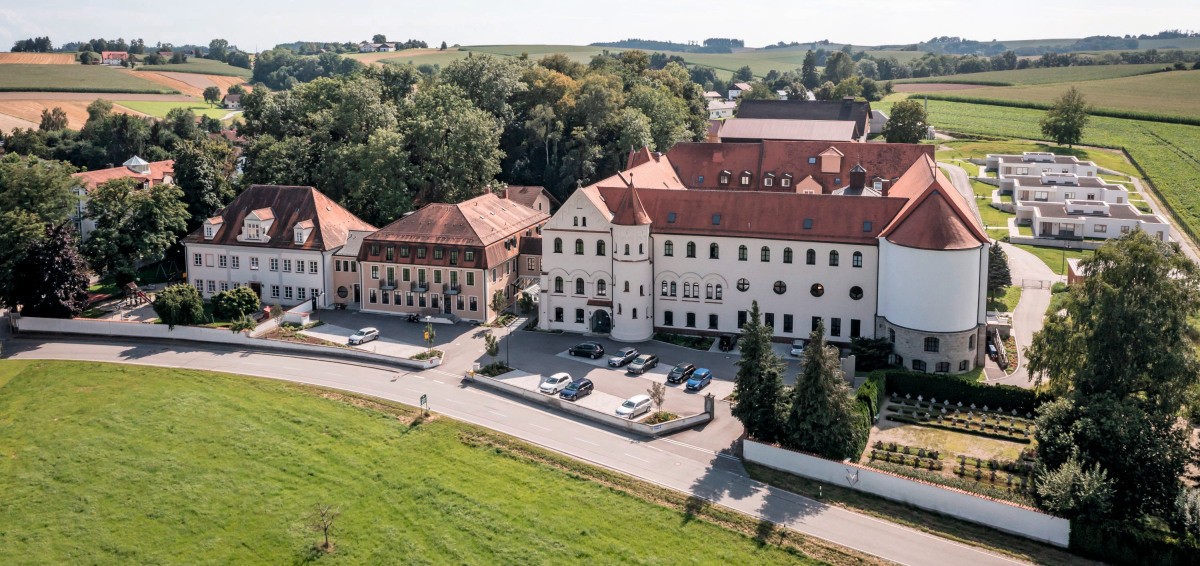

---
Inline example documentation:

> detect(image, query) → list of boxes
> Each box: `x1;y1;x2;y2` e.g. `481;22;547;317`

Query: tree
484;332;500;369
211;286;260;319
821;51;856;84
1040;86;1089;147
813;81;836;101
831;76;862;99
305;503;340;552
1027;231;1200;520
881;99;928;144
440;41;448;51
987;244;1012;297
1034;454;1114;518
207;39;229;62
848;337;893;372
173;139;235;231
202;86;222;107
730;301;787;443
859;78;881;102
152;284;204;329
39;107;68;132
783;320;865;460
423;322;436;353
647;381;667;413
440;54;527;125
372;34;387;44
83;177;188;285
10;223;90;318
490;289;506;320
227;84;246;96
800;50;820;89
732;65;753;82
738;81;779;102
0;155;78;310
518;291;535;314
402;82;503;204
229;315;256;333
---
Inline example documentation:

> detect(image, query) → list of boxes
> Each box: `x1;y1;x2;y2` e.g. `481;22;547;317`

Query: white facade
708;100;736;120
987;152;1098;178
1001;173;1128;204
1016;201;1170;242
184;242;335;307
869;110;888;135
877;240;986;334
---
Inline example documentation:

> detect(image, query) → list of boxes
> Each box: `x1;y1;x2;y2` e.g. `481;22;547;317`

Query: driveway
989;242;1058;388
938;162;982;225
300;322;425;358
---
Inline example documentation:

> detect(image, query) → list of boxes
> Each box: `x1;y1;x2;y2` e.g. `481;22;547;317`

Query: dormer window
292;220;313;246
763;172;775;187
205;226;213;238
781;174;792;188
718;170;731;186
247;223;260;240
739;171;752;186
294;229;304;244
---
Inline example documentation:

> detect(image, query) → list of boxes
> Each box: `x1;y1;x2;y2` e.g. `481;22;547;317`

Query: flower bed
652;332;715;351
643;411;679;425
867;449;944;471
410;349;443;361
872;440;941;460
475;362;512;377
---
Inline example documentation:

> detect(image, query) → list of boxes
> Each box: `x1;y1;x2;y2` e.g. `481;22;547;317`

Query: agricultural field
0;64;178;94
878;97;1200;244
0;99;147;130
894;63;1171;85
127;69;250;99
380;49;474;69
343;48;449;66
134;58;252;78
114;99;233;120
0;52;77;64
930;70;1200;121
0;360;825;565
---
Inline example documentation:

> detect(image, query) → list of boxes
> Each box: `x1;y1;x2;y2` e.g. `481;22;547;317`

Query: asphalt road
989;242;1059;388
1;334;1029;566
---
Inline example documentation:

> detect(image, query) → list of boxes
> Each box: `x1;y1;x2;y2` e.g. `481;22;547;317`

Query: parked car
348;327;379;345
686;368;713;391
538;372;573;394
616;394;653;419
559;378;594;401
718;334;739;352
789;339;806;357
569;342;605;359
608;347;639;367
667;363;696;384
626;354;659;374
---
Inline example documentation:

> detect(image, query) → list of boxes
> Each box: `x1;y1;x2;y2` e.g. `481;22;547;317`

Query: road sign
420;394;427;407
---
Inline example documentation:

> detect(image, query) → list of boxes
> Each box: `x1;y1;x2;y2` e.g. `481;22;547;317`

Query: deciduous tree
83;177;188;285
211;286;260;319
10;222;90;318
202;86;222;107
1040;86;1089;148
0;155;78;309
152;283;204;329
173;139;235;231
39;107;68;132
881;99;928;144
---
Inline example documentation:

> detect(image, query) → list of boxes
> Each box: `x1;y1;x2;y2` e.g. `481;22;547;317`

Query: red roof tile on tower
612;187;652;225
880;155;988;250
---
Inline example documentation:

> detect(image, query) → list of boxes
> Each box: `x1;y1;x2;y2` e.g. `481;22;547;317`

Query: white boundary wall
743;439;1070;547
15;316;440;371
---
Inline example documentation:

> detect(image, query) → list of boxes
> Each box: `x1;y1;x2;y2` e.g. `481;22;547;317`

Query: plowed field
0;53;76;65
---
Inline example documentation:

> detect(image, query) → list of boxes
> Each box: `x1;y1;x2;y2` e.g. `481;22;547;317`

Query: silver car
538;372;573;394
348;327;379;345
616;395;653;418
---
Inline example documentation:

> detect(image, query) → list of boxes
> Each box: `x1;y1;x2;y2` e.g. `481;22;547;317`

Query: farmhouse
734;98;874;142
356;192;550;323
71;156;174;241
717;119;858;143
703;91;722;101
182;185;376;307
728;82;753;99
708;100;736;120
539;146;991;374
222;94;242;109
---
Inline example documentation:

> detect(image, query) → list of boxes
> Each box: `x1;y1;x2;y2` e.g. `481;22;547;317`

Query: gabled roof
333;229;375;257
366;192;549;247
182;185;376;251
72;159;174;192
879;155;988;250
736;99;872;139
500;185;560;210
718;118;857;142
733;82;753;91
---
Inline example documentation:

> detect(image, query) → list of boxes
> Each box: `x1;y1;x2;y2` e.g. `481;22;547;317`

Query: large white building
986;152;1099;178
182;185;376;307
539;145;992;374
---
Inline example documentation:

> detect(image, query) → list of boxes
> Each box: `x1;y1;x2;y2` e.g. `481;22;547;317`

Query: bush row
868;450;943;470
957;455;1034;476
909;93;1200;127
952;466;1030;491
891;398;1037;426
872;440;940;460
883;370;1049;415
885;414;1033;444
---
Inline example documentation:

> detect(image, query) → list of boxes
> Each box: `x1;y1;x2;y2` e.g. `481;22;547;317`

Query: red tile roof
500;185;559;210
366;192;549;247
612;187;652;226
879;155;988;250
182;185;376;251
72;159;174;192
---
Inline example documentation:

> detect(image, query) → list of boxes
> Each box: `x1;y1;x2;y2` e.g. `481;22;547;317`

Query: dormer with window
781;173;793;188
718;170;731;186
293;219;314;246
820;146;844;174
237;207;275;243
739;171;753;187
202;216;223;240
763;172;775;187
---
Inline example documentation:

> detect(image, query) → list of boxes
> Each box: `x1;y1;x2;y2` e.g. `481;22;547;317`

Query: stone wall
878;317;984;373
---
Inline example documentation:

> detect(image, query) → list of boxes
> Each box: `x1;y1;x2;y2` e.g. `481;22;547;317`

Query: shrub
229;315;257;333
1051;282;1068;294
152;284;204;328
212;286;261;319
884;370;1049;415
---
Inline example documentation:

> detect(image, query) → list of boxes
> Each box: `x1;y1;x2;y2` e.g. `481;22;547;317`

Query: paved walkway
0;333;1029;566
987;242;1059;388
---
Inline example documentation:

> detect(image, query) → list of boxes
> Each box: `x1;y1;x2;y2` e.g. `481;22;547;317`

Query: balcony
443;283;462;295
380;280;397;291
411;280;429;293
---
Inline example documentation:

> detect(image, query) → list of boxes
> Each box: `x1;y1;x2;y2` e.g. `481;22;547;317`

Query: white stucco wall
184;243;334;307
743;440;1070;547
877;239;985;333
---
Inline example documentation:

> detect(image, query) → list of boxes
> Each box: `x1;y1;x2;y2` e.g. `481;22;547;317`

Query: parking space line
528;423;552;431
488;409;507;418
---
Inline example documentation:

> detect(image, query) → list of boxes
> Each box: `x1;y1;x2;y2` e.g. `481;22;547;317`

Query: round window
773;281;787;295
736;278;750;292
810;283;825;297
849;286;863;300
336;286;348;298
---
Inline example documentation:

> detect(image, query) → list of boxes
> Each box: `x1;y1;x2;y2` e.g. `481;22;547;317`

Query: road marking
528;423;552;431
717;453;741;462
576;438;599;446
432;379;444;384
623;453;649;463
412;375;425;380
404;387;423;394
488;410;507;418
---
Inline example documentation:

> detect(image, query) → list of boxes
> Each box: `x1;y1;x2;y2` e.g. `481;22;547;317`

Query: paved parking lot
553;349;736;405
490;370;652;421
300;323;426;358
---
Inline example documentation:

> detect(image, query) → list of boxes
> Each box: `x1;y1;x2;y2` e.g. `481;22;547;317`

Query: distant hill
588;38;743;54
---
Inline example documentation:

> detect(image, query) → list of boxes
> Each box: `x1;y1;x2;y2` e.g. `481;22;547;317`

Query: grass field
987;285;1023;312
381;50;475;68
0;64;178;94
0;360;831;565
1012;244;1094;275
135;58;252;78
894;63;1171;86
114;99;232;120
934;70;1200;120
880;98;1200;244
0;52;77;65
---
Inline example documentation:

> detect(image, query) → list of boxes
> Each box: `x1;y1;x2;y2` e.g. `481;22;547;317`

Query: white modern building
539;147;992;374
1015;200;1170;241
181;185;376;307
1001;173;1129;204
986;152;1098;178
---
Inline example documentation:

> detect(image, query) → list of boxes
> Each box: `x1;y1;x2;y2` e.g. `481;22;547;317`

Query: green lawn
987;286;1023;313
978;203;1014;229
0;360;820;565
135;58;252;79
986;228;1010;241
969;178;996;198
381;50;475;68
1012;244;1094;276
115;99;232;120
0;64;178;94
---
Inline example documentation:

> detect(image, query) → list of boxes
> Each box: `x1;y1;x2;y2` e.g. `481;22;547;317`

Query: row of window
193;253;318;274
190;279;319;302
661;281;723;300
367;288;480;311
886;330;977;353
334;260;358;272
550;238;865;268
910;360;971;373
372;265;474;287
660;310;862;338
368;243;476;264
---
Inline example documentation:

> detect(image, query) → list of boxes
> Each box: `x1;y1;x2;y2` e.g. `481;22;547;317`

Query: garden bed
643;411;679;425
475;362;513;377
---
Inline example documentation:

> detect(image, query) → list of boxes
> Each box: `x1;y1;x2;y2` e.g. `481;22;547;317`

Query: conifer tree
784;320;865;459
731;301;786;442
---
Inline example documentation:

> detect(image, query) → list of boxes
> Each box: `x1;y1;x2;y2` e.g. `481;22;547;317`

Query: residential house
539;147;991;375
728;82;753;99
703;91;722;101
986;152;1098;178
498;185;559;215
377;42;395;52
71;156;174;241
1001;173;1129;205
357;193;550;323
101;51;128;65
358;41;378;52
665;140;933;194
182;185;376;307
708;100;737;120
733;98;874;142
1015;200;1169;241
331;230;372;307
870;109;889;135
222;94;242;109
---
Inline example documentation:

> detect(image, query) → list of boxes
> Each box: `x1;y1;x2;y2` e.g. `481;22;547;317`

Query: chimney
842;96;855;105
880;178;892;198
849;164;866;190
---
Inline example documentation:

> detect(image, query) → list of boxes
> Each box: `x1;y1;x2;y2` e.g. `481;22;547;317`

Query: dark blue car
685;368;712;391
559;378;594;401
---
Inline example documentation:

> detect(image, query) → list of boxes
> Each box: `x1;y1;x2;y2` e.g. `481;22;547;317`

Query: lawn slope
0;360;832;565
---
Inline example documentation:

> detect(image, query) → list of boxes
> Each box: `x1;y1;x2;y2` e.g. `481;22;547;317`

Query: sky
2;0;1196;52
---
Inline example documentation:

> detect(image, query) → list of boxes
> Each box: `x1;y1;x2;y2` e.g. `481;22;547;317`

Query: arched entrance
590;310;612;334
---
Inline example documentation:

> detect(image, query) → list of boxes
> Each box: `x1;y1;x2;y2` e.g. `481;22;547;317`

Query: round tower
609;188;654;342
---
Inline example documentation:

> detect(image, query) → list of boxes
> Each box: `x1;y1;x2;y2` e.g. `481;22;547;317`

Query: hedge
1070;521;1200;566
907;93;1200;127
883;370;1049;415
